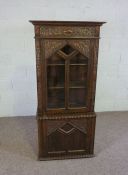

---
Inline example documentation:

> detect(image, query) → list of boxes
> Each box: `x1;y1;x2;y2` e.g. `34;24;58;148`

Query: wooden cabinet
30;21;105;160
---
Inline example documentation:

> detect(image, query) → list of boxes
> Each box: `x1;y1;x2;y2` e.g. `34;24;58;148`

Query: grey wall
0;0;128;117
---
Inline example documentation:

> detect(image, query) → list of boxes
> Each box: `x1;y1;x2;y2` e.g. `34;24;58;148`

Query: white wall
0;0;128;117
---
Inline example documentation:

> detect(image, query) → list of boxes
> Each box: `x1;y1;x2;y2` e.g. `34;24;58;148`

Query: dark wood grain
30;20;105;160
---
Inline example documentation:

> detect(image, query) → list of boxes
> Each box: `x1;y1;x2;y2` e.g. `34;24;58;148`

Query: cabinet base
38;154;95;161
37;114;96;161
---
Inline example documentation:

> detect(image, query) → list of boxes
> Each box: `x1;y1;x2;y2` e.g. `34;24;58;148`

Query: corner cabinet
30;21;105;160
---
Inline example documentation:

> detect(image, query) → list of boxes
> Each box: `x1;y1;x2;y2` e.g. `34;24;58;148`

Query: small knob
64;30;73;34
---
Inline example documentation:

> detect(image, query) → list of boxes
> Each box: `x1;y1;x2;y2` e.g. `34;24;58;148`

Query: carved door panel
46;119;87;156
44;39;92;112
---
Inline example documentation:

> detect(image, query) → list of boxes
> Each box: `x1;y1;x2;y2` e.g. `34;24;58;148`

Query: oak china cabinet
30;20;105;160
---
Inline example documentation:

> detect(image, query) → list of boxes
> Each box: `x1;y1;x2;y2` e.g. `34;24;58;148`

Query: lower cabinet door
38;117;95;159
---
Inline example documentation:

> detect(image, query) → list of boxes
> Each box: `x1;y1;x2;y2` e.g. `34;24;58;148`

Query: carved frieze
35;25;40;35
40;26;96;38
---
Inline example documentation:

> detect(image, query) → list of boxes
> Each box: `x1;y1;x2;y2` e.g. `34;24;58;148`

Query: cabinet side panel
89;27;100;111
38;120;47;158
87;117;96;154
91;39;100;111
35;38;44;115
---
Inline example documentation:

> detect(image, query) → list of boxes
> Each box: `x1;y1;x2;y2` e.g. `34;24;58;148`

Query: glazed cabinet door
44;39;93;112
68;47;89;108
46;49;65;109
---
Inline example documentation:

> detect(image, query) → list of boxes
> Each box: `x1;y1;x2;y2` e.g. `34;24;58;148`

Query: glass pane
47;54;65;64
61;45;74;55
48;89;65;108
69;53;88;108
69;88;87;107
70;53;88;64
47;53;65;109
70;65;88;86
47;65;65;87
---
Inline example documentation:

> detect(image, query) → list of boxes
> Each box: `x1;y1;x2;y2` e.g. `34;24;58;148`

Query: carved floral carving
44;40;67;59
44;40;90;59
35;39;42;112
69;40;90;58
